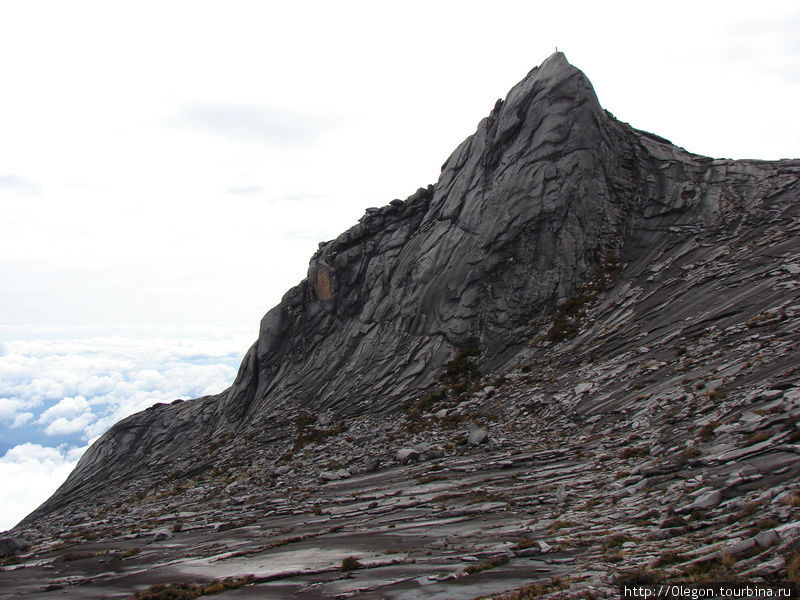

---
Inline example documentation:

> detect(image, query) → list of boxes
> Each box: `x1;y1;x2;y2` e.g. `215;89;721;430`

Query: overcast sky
1;0;799;530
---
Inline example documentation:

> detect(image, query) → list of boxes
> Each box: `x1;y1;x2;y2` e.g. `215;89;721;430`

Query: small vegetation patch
786;422;800;444
727;500;764;524
746;310;786;329
130;575;255;599
618;569;661;587
496;575;568;599
780;492;800;508
415;474;445;485
680;553;737;581
748;518;779;536
660;514;688;529
466;489;511;505
653;550;681;567
465;555;509;574
432;489;510;506
746;431;770;445
546;251;622;343
631;509;660;527
408;388;448;417
341;556;361;571
548;520;578;532
54;551;104;563
547;294;591;343
402;339;483;429
689;508;709;522
283;411;346;457
678;447;701;463
697;421;719;441
215;517;257;532
440;338;481;393
515;537;538;550
606;549;625;563
619;446;649;460
603;534;634;550
788;550;800;585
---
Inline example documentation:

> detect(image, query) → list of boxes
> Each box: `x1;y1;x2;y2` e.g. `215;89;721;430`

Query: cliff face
21;53;800;525
219;52;631;424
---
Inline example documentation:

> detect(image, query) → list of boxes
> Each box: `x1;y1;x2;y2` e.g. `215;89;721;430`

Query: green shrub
653;550;681;566
515;537;538;550
341;556;361;571
620;446;649;459
131;575;255;599
660;515;687;529
788;550;800;585
549;520;578;531
618;569;660;586
604;534;634;550
697;422;719;440
465;555;508;574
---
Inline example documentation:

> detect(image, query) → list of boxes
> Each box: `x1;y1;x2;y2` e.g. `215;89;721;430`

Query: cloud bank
0;326;251;530
0;443;86;532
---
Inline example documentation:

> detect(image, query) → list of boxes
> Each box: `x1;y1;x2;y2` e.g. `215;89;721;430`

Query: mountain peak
540;49;570;68
9;52;800;598
17;57;800;568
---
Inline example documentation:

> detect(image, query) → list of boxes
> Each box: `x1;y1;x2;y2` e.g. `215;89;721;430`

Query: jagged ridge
20;52;800;527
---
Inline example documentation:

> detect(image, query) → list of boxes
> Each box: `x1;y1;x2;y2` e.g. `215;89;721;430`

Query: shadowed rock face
19;52;800;531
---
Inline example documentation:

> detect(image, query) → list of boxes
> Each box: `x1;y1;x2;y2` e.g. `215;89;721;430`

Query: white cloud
38;395;90;424
0;327;247;529
12;412;34;428
0;174;40;196
0;443;86;531
44;412;96;436
174;103;339;145
0;327;246;445
0;396;39;422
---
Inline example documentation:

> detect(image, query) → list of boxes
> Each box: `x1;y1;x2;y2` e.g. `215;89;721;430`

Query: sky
1;0;799;530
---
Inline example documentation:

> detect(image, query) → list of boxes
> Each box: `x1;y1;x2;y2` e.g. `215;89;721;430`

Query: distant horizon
2;0;800;530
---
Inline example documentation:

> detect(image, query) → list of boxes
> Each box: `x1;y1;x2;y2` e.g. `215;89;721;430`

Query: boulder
468;426;488;445
677;490;722;513
0;537;31;557
271;465;291;477
319;468;351;482
425;448;445;460
319;470;341;481
754;529;780;548
397;448;420;464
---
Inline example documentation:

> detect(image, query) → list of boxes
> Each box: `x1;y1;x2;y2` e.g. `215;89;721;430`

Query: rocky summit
2;53;800;599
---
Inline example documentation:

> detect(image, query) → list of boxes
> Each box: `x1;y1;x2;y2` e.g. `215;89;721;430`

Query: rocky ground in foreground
2;199;800;599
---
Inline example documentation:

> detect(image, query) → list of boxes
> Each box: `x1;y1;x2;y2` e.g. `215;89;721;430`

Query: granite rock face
18;51;800;540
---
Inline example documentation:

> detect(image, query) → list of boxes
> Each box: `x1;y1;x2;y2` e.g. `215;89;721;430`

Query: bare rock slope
4;53;800;599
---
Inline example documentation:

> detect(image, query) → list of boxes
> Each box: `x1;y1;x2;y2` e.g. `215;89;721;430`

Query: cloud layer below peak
0;326;251;530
